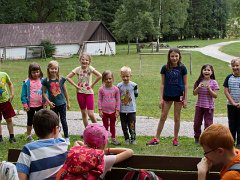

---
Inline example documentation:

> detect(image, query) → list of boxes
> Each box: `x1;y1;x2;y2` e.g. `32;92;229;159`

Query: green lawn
0;46;232;120
0;134;203;161
219;42;240;57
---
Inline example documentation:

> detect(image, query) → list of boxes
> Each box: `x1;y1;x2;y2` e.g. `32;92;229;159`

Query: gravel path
1;110;228;138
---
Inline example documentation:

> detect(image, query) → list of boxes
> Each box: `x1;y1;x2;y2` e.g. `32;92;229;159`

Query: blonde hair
199;124;234;150
79;53;92;64
231;58;240;66
120;66;131;74
47;60;60;80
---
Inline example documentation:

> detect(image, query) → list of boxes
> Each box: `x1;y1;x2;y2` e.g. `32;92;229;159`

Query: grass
0;134;203;161
219;42;240;57
0;49;231;120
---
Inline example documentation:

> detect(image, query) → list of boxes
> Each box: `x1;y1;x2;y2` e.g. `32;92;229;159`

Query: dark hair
194;64;216;89
33;109;59;138
167;48;182;70
28;63;43;79
102;70;113;82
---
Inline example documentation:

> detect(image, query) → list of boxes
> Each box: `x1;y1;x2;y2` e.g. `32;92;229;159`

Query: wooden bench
8;149;221;180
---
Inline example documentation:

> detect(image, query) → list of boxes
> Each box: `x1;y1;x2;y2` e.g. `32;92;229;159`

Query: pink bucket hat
84;123;109;149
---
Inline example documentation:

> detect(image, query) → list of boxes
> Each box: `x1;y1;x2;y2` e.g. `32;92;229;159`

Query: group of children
0;47;240;179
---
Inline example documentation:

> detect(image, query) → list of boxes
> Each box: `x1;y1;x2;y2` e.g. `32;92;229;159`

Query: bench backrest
8;149;21;163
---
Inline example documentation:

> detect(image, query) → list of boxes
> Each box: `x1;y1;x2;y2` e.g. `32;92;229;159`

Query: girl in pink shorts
66;53;102;128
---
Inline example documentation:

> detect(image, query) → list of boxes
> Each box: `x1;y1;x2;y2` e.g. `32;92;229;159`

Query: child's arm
197;157;212;180
7;80;14;102
159;74;165;109
224;87;239;106
63;83;70;110
115;88;120;118
98;88;103;118
42;86;55;108
91;69;102;89
193;82;203;96
21;81;30;111
66;72;79;89
18;172;28;180
206;86;218;98
105;147;134;164
183;74;188;108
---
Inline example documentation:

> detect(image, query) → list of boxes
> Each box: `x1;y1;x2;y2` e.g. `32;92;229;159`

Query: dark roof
0;21;116;47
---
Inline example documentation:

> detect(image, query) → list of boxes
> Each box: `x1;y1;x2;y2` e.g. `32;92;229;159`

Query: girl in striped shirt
98;70;121;145
193;64;219;143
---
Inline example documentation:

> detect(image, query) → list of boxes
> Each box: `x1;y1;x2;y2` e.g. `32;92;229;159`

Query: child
197;124;240;180
21;63;45;142
146;48;188;146
117;66;138;145
42;60;70;144
98;70;121;145
56;123;133;179
193;64;219;143
223;58;240;147
66;53;102;127
0;71;16;143
0;161;18;180
16;109;68;179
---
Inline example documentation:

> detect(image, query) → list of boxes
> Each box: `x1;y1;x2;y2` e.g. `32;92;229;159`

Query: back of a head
83;123;108;149
200;124;234;150
33;109;59;139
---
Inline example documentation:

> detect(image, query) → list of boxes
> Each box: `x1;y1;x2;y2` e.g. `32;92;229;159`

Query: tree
112;0;156;53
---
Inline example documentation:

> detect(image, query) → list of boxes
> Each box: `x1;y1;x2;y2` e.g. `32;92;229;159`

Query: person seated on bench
197;124;240;180
0;161;18;180
56;123;134;179
16;109;68;180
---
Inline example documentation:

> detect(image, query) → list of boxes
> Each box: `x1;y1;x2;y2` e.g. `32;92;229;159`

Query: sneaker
0;138;3;143
131;140;137;145
80;135;84;139
65;138;70;145
125;139;130;145
111;139;121;145
9;137;17;144
146;138;159;146
27;135;34;142
172;138;179;146
194;137;199;144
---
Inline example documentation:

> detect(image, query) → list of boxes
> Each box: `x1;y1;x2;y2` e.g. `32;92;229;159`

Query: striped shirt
16;138;68;180
98;86;120;114
195;80;219;109
223;74;240;105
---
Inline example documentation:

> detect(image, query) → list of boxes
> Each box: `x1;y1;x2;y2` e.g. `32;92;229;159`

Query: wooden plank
105;169;220;180
113;155;222;172
8;149;21;162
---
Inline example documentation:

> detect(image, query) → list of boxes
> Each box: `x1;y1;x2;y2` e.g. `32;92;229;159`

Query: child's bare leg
88;110;97;123
155;101;173;139
81;109;89;128
6;118;14;134
0;120;2;135
173;102;182;139
27;126;32;136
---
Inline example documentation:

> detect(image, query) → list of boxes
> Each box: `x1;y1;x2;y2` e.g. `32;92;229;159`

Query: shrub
40;40;56;57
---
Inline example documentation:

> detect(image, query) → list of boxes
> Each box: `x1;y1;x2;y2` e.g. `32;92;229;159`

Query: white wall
0;47;26;60
55;44;80;55
85;42;116;55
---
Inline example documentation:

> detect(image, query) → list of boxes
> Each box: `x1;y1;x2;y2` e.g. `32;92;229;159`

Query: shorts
77;93;94;110
0;101;16;120
163;96;183;102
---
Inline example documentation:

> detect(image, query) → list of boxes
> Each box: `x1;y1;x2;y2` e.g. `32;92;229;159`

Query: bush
40;40;56;58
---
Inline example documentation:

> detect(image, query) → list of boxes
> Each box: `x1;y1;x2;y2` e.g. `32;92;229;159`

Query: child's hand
74;141;84;146
67;103;71;110
23;106;30;111
9;95;14;102
182;99;187;108
90;84;94;89
99;110;103;118
197;157;212;174
159;100;164;109
49;102;55;108
116;110;119;118
198;82;204;88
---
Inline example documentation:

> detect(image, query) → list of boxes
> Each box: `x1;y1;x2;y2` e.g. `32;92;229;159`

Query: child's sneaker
194;137;199;144
27;135;34;142
125;139;130;145
9;137;17;144
65;138;70;145
131;140;137;145
111;139;121;145
172;138;179;146
146;138;159;146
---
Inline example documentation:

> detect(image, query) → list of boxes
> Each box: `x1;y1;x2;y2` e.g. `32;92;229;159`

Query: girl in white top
66;53;102;127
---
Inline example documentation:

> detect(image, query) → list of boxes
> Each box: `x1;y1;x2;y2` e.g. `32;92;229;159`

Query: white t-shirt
100;155;116;178
0;161;19;180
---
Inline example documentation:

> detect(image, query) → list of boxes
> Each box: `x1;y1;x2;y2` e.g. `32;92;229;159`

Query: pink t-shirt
29;79;43;107
195;79;219;109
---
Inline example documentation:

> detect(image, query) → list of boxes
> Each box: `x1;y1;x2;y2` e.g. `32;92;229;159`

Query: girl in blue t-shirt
42;60;70;144
147;48;188;146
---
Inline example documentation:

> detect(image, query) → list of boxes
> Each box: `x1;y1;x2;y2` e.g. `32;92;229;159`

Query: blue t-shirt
223;74;240;105
117;81;138;113
42;77;66;106
160;65;187;97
